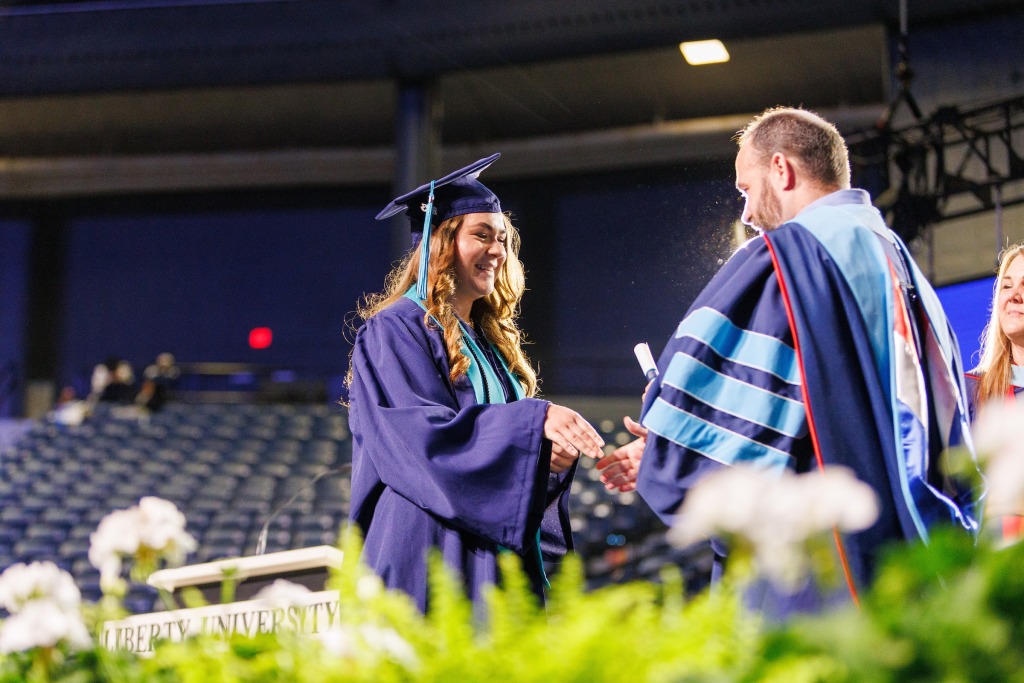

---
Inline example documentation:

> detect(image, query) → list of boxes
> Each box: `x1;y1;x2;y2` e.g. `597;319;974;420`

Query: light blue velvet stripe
1012;365;1024;389
643;397;792;476
796;200;893;394
662;352;807;438
795;196;928;541
674;307;801;385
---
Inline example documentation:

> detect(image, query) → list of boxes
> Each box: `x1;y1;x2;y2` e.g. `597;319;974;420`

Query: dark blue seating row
0;402;352;613
1;400;698;611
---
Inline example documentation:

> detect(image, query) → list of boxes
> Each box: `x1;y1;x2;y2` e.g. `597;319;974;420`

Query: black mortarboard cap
376;153;502;299
376;153;501;230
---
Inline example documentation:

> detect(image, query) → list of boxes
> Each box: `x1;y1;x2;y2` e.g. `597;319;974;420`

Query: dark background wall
0;221;32;415
508;160;738;394
3;160;739;402
0;156;1002;413
6;155;998;405
2;1;1019;415
41;191;390;397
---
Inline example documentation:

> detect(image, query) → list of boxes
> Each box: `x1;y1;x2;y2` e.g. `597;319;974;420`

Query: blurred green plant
749;528;1024;683
5;508;1024;681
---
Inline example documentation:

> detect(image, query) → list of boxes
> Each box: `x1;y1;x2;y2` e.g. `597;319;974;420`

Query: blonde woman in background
968;241;1024;409
967;241;1024;538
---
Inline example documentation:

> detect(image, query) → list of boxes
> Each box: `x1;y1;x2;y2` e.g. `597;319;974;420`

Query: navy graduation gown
348;295;573;611
637;190;979;614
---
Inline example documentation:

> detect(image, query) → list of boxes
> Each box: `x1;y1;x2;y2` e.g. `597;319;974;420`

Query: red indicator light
249;327;273;349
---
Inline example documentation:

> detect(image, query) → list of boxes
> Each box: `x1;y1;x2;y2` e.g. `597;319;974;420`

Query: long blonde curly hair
351;213;538;397
972;242;1024;407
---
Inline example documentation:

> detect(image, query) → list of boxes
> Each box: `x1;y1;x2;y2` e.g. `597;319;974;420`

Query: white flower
318;624;418;668
813;467;880;532
89;497;197;587
972;400;1024;462
0;563;92;653
89;508;142;584
137;497;197;565
359;624;418;667
0;600;91;653
0;562;82;614
668;465;879;590
318;625;358;659
253;579;312;611
984;454;1024;517
356;573;384;601
667;466;763;547
973;400;1024;519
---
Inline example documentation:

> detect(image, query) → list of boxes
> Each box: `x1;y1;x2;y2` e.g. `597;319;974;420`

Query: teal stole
404;288;548;587
404;288;525;403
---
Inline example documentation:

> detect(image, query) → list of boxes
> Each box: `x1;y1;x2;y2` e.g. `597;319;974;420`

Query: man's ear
770;152;797;191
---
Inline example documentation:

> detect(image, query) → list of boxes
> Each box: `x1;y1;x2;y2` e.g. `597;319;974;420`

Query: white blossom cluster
667;465;879;590
972;399;1024;521
318;623;418;668
252;577;415;668
252;578;313;611
0;562;91;653
89;496;197;590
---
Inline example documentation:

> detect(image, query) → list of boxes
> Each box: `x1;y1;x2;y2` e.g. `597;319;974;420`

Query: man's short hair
736;107;852;189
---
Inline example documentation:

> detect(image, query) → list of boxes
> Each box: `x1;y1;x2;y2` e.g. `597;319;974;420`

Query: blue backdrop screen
935;276;996;371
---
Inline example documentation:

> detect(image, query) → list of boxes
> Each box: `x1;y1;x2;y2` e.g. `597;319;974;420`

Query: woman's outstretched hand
543;404;604;473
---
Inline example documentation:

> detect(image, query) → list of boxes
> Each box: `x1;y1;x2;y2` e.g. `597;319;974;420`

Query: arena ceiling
0;0;1019;189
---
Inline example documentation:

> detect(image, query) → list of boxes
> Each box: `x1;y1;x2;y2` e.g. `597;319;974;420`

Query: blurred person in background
968;242;1024;411
138;352;180;411
50;385;89;426
89;356;136;404
966;241;1024;539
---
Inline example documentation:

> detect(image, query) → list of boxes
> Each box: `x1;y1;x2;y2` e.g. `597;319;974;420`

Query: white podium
102;546;344;654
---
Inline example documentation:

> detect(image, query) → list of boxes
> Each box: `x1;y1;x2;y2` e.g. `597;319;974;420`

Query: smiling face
450;212;507;318
998;252;1024;359
735;144;785;231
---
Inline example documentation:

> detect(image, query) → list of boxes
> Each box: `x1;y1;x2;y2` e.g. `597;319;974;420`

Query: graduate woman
347;154;604;612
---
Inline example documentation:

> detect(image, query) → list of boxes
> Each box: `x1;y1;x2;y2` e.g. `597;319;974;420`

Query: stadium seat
0;403;696;600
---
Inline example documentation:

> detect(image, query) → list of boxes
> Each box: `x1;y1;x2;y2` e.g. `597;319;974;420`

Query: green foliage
9;526;1024;681
748;528;1024;683
397;547;757;683
0;643;141;683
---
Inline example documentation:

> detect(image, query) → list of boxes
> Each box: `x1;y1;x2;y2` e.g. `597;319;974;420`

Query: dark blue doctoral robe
348;295;573;611
636;190;981;615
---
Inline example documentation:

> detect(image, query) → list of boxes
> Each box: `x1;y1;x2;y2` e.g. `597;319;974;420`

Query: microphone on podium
254;464;352;556
633;342;658;382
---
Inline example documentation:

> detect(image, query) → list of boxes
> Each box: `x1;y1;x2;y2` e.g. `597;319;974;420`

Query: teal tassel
416;180;435;300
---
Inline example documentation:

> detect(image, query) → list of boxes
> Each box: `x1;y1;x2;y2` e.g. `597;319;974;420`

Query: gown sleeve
636;237;813;524
349;308;552;555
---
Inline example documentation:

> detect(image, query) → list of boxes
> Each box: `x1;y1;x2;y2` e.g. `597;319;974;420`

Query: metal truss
849;94;1024;241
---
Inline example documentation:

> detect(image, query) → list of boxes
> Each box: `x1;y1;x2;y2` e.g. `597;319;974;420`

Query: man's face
735;144;784;231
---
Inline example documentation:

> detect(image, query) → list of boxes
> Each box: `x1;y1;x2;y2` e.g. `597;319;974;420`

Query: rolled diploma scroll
633;342;658;382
